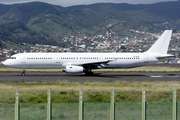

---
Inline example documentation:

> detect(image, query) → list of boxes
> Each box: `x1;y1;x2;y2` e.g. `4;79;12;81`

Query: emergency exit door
56;55;60;63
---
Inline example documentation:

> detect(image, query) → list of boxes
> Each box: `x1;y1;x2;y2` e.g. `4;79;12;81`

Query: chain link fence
0;88;179;120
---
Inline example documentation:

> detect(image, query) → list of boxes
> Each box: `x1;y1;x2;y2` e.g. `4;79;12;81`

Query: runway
0;73;180;82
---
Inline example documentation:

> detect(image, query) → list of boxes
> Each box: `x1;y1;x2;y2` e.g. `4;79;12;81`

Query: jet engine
62;66;84;73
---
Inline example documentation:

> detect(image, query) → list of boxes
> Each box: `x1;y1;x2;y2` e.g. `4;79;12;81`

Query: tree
178;53;180;58
0;41;2;47
9;51;15;56
120;46;126;50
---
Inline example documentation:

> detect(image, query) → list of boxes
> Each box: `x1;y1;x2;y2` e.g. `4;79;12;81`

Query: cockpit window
10;57;16;59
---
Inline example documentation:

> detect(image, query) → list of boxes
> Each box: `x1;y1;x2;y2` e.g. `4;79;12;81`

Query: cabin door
144;54;148;63
21;55;26;63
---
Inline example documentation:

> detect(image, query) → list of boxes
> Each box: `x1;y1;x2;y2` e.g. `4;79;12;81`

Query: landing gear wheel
21;69;25;76
85;71;94;76
21;73;25;76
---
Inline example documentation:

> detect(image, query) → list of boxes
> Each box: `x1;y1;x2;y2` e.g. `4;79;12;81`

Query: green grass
0;66;180;73
0;81;180;103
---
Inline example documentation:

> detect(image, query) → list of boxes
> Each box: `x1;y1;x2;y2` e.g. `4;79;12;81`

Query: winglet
146;30;172;54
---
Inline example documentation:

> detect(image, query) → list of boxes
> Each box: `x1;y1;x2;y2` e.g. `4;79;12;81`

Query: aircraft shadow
11;73;146;79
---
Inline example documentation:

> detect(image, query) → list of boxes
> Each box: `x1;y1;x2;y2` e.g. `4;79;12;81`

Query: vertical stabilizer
146;30;172;54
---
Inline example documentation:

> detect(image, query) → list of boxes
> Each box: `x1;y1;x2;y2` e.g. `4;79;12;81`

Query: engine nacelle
62;66;84;73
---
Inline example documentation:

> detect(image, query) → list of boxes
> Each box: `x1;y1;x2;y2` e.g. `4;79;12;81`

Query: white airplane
3;30;174;76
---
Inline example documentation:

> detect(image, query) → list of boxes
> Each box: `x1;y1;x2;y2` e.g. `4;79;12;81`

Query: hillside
0;1;180;48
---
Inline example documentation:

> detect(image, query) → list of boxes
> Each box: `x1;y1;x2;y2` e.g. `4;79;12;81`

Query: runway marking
149;75;179;78
150;76;162;78
167;76;179;77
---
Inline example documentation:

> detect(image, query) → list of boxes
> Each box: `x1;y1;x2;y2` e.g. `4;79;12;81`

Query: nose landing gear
21;69;25;76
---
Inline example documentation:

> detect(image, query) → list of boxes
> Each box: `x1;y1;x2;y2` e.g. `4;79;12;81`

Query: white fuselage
3;52;158;69
2;30;174;75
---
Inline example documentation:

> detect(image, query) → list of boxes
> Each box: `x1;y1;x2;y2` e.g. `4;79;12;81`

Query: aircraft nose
2;60;6;65
3;60;10;66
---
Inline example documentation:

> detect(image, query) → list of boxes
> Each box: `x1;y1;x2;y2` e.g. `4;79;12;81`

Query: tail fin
146;30;172;54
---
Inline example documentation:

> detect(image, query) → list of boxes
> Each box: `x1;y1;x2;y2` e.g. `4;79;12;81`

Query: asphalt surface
1;63;180;68
0;73;180;82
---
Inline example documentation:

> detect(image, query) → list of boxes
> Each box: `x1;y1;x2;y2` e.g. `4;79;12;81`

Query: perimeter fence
0;88;179;120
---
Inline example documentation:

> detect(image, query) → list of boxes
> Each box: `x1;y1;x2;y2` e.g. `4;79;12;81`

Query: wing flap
81;60;112;66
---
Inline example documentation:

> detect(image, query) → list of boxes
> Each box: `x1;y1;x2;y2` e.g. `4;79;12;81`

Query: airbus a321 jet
3;30;174;76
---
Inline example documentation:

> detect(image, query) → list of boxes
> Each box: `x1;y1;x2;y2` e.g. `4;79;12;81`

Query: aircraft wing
72;60;113;69
82;60;112;65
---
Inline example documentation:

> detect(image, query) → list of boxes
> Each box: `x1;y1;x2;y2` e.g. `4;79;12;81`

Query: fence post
172;87;176;120
15;89;19;120
110;88;115;120
47;89;51;120
79;88;83;120
142;88;146;120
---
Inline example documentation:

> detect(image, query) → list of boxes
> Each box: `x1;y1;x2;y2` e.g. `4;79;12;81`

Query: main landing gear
85;70;94;76
21;69;25;76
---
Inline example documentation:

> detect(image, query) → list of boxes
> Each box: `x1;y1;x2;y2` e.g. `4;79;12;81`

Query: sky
0;0;178;7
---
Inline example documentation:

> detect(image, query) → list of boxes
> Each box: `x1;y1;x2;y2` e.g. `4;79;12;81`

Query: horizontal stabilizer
156;55;175;60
